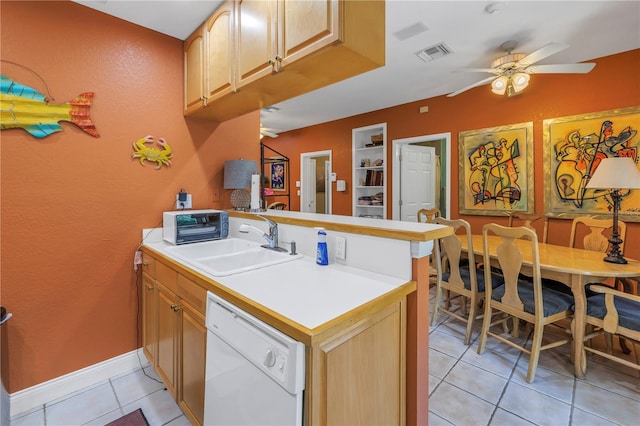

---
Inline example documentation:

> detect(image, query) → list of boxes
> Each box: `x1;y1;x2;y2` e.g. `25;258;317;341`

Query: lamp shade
224;160;257;189
586;157;640;189
511;72;530;93
491;76;508;95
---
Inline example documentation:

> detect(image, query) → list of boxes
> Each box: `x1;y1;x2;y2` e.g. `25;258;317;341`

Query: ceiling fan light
491;76;507;95
512;72;530;92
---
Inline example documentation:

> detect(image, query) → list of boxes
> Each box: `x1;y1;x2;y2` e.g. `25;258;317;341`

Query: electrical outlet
335;236;346;260
176;194;192;209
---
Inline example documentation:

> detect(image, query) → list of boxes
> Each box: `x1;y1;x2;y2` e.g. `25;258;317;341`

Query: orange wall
1;1;261;392
267;49;640;260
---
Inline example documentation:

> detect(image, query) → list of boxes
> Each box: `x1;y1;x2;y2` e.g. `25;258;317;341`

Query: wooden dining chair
417;208;442;283
508;212;549;243
267;201;287;210
477;224;575;383
570;216;630;352
417;208;441;224
431;218;502;345
578;285;640;374
569;216;627;255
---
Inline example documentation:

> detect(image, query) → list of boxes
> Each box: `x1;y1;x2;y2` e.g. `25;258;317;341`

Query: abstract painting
459;122;534;215
542;106;640;221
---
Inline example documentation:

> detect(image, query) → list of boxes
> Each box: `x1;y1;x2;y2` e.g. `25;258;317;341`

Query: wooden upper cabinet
236;0;278;87
205;1;234;103
184;0;385;121
236;0;338;86
278;0;339;67
184;25;205;114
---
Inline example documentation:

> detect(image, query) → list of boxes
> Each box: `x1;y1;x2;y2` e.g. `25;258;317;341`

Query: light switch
330;172;337;182
296;180;301;187
335;236;346;260
336;180;346;191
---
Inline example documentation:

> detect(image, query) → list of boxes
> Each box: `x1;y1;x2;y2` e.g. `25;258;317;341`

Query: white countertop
144;239;408;330
219;256;408;329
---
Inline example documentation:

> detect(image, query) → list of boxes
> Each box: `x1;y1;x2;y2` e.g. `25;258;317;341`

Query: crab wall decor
132;135;172;169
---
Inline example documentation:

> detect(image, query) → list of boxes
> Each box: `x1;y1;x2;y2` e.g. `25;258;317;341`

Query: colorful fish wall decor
132;135;172;169
0;75;99;138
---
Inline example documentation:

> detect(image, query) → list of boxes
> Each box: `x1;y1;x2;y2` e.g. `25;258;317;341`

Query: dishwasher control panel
206;292;305;394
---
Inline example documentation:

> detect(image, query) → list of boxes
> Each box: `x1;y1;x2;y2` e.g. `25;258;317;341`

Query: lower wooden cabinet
142;255;206;426
179;302;207;423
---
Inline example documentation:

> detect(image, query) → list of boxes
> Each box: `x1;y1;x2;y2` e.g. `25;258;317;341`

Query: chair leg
527;325;544;383
464;297;477;345
444;289;452;310
619;337;631;355
512;317;520;338
605;332;614;355
461;296;469;316
431;283;442;326
477;303;492;354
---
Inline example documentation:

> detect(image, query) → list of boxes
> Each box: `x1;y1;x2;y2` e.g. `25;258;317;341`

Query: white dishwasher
204;292;305;425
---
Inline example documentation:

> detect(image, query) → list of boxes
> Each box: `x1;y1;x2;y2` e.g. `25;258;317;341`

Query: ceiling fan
447;41;596;97
260;124;279;139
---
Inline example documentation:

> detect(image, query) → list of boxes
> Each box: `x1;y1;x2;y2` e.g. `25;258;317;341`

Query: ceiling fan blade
260;128;279;138
458;68;502;74
526;63;595;74
518;42;569;66
447;76;496;97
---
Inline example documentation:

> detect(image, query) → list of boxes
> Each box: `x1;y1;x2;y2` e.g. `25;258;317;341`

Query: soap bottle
316;227;328;266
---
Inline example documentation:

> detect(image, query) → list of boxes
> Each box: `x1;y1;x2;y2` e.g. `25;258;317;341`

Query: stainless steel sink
164;238;302;277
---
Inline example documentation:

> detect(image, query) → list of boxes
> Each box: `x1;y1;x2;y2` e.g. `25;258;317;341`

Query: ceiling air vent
416;43;452;63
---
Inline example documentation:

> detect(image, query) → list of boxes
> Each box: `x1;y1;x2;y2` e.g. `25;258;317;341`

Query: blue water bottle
316;227;328;265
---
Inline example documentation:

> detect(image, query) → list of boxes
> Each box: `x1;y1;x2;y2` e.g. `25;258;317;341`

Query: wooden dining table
459;234;640;379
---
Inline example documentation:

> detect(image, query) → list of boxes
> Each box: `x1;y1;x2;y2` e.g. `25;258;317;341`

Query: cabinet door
156;283;178;397
320;304;403;425
205;1;234;103
278;0;339;67
141;273;156;365
178;302;207;426
184;25;205;114
236;0;278;87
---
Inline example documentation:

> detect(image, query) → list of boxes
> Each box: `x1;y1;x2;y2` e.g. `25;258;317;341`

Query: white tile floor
10;366;188;426
428;287;640;426
9;288;640;426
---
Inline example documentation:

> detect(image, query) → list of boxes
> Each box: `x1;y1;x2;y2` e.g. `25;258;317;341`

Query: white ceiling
73;1;640;134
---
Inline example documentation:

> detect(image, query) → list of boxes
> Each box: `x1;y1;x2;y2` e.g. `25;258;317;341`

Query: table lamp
585;157;640;264
224;160;257;210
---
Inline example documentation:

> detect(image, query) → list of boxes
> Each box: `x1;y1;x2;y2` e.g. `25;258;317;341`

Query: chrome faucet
257;215;279;249
238;215;287;252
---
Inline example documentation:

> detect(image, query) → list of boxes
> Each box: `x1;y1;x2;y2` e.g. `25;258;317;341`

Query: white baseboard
10;349;150;418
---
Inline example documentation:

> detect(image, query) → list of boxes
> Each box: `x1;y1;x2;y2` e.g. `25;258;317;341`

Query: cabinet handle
142;262;149;267
146;285;154;291
171;304;182;312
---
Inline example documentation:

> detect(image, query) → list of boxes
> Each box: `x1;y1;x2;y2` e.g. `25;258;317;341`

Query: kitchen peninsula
141;210;452;425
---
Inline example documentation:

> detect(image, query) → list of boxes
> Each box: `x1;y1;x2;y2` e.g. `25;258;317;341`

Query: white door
301;157;317;213
400;144;436;222
300;150;332;214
